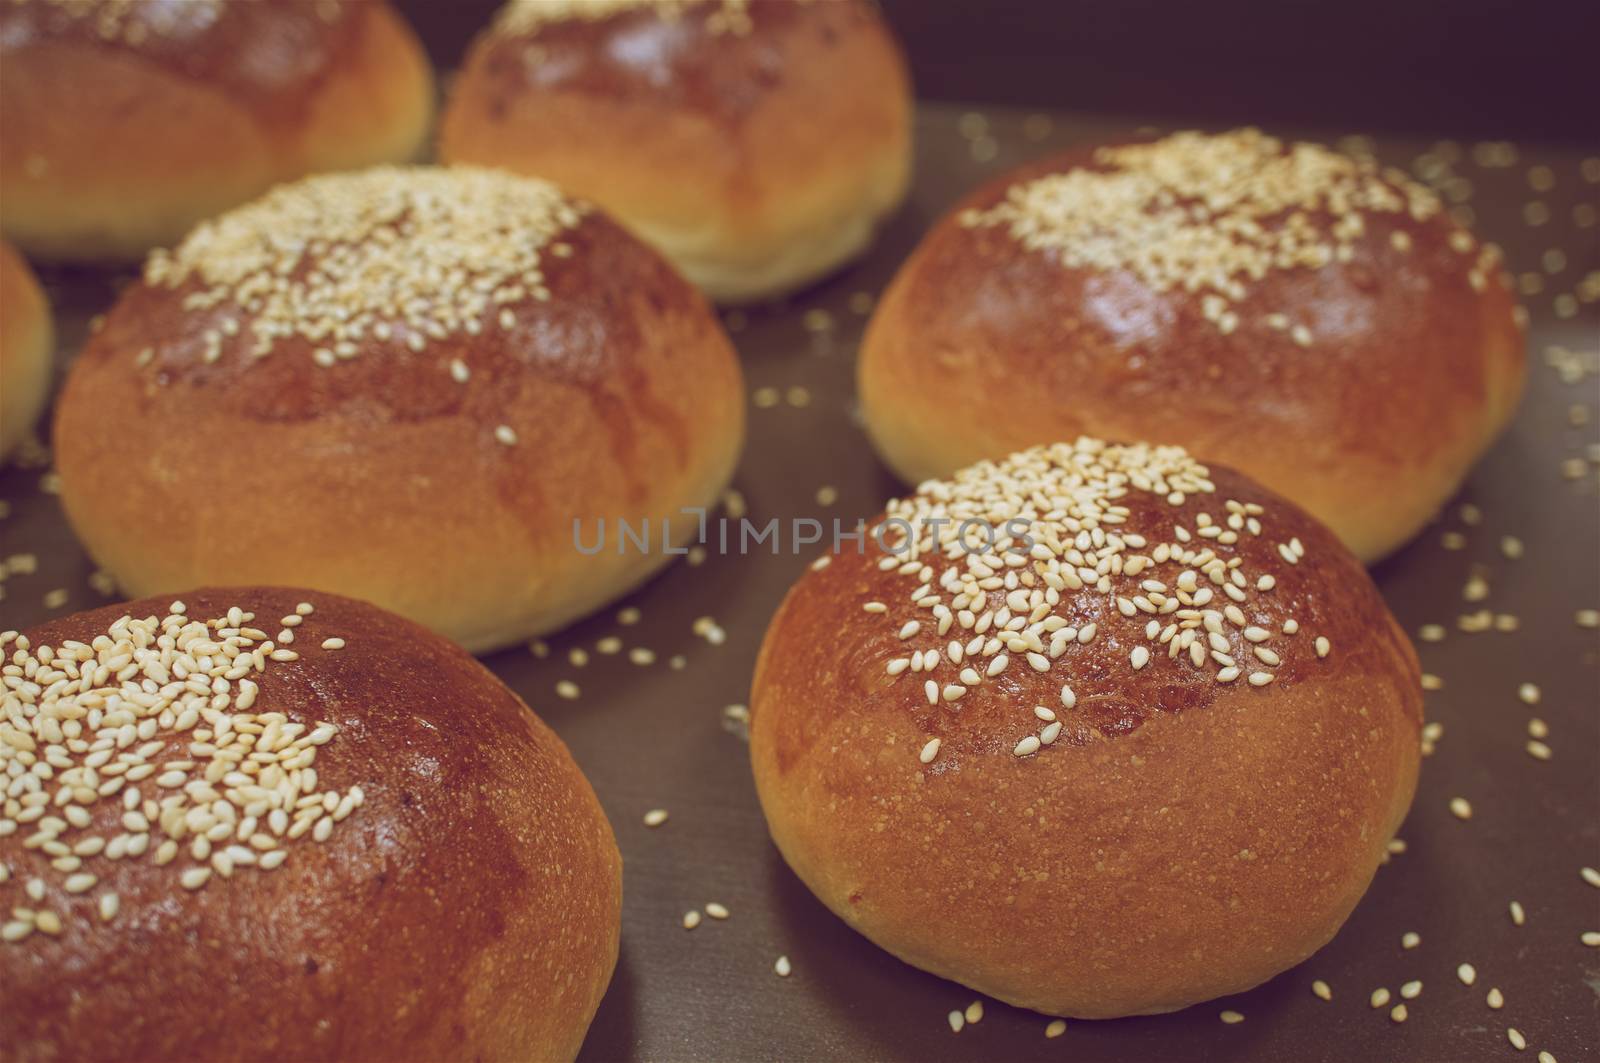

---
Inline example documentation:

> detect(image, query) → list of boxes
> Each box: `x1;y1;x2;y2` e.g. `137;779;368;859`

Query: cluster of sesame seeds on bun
22;0;227;45
142;166;585;365
875;438;1328;761
0;600;362;943
962;128;1465;337
494;0;755;38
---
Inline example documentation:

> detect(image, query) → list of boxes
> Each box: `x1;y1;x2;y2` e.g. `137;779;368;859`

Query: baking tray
1;105;1596;1063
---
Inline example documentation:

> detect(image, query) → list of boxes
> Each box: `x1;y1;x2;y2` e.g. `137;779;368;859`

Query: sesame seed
1390;1004;1408;1023
1517;682;1540;704
1450;797;1473;820
1400;980;1422;999
704;902;729;920
1510;901;1526;925
494;425;518;446
449;359;470;383
947;1011;964;1033
1487;987;1505;1009
1219;1010;1244;1025
919;738;941;764
1457;963;1477;986
1582;931;1600;947
1509;1029;1527;1051
144;168;583;364
1013;736;1041;757
1045;1019;1067;1038
774;955;792;978
643;809;669;828
682;910;701;930
1582;867;1600;888
1370;987;1391;1008
1315;636;1330;658
1401;931;1420;949
1311;979;1332;1001
555;680;580;700
320;637;345;651
964;1001;984;1024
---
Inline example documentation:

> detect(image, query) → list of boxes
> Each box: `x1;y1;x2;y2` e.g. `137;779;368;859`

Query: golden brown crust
439;0;912;302
0;0;434;261
52;183;745;652
750;457;1421;1018
0;588;621;1062
858;134;1526;562
0;241;52;461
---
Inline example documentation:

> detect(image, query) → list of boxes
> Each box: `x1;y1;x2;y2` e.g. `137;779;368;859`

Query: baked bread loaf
439;0;912;303
0;241;52;461
859;128;1526;562
0;588;621;1062
751;438;1421;1019
52;166;744;653
0;0;434;261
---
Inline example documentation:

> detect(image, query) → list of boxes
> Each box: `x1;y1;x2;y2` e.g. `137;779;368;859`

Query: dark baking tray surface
2;106;1596;1063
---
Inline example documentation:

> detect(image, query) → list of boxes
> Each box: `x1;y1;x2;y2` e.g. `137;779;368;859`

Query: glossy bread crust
439;0;912;302
0;241;52;460
859;139;1526;562
750;463;1422;1018
0;0;434;261
0;588;621;1063
52;209;745;653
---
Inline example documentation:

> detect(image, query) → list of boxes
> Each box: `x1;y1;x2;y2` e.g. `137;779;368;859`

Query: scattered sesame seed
1389;1004;1408;1023
1400;980;1422;999
1487;987;1504;1009
1401;931;1420;949
320;637;345;651
1582;867;1600;888
1450;797;1473;820
1044;1019;1067;1038
964;1001;984;1024
494;425;518;446
1312;979;1332;1001
1582;931;1600;947
947;1011;964;1033
682;910;701;930
643;809;669;828
1370;987;1391;1008
555;680;580;700
1457;963;1477;986
1510;901;1526;926
1219;1010;1245;1025
1508;1028;1527;1051
774;955;792;978
704;902;729;920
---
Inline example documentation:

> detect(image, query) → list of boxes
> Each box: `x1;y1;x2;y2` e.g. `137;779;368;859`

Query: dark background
400;0;1600;143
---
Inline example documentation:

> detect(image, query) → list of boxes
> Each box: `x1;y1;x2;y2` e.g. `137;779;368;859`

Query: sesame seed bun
52;166;745;653
0;241;52;462
438;0;912;304
0;588;621;1062
0;0;434;262
858;129;1526;562
750;439;1422;1019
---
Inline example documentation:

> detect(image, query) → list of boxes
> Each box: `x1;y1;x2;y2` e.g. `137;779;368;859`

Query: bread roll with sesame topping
439;0;912;304
0;588;621;1062
859;128;1527;562
751;438;1421;1019
52;166;744;653
0;0;434;262
0;242;52;462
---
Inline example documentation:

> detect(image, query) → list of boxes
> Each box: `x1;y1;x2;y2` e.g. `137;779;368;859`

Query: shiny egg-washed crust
0;588;621;1063
438;0;911;303
858;140;1526;563
52;211;745;653
750;463;1422;1018
0;241;52;461
0;0;434;261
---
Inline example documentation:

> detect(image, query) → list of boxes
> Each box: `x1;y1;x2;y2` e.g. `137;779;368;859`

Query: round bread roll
0;241;52;461
439;0;912;304
859;128;1526;562
0;0;434;262
751;438;1421;1019
53;166;744;653
0;588;621;1062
